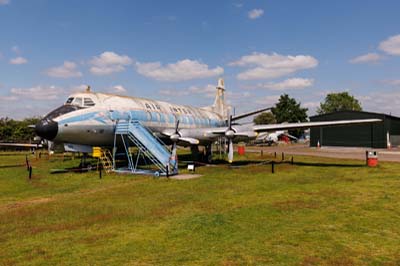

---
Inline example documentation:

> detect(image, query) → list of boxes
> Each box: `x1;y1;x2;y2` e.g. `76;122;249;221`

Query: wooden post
29;166;32;179
291;156;294;165
274;152;276;158
25;155;29;171
271;161;275;174
282;152;285;161
99;167;102;179
261;150;263;157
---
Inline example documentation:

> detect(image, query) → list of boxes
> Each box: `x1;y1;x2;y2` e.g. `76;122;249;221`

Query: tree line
253;92;362;137
0;117;40;143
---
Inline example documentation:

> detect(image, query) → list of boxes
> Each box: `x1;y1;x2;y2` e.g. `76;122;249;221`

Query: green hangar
309;111;400;148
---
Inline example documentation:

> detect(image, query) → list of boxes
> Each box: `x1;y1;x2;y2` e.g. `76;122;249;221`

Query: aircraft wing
160;118;381;144
0;143;42;148
252;118;382;132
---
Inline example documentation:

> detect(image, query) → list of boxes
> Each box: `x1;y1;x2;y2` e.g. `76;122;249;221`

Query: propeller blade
171;142;177;158
228;115;232;130
175;120;180;134
228;139;233;163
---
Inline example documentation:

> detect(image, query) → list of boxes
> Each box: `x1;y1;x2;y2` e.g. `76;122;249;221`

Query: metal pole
29;166;32;179
271;161;275;174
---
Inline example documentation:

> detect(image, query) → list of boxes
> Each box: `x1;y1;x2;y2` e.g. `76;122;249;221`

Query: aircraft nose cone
35;119;58;140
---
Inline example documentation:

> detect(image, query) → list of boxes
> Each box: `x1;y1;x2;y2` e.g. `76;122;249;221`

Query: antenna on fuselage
86;85;91;92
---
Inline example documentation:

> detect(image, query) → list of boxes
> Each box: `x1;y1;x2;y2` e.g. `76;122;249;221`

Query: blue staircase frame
114;120;178;176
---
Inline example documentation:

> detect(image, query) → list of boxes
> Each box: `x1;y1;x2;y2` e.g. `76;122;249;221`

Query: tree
0;117;40;142
253;112;277;125
317;92;362;115
271;94;308;137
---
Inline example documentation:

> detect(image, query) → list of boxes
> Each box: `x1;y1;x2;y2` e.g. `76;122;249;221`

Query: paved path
170;174;202;180
246;144;400;162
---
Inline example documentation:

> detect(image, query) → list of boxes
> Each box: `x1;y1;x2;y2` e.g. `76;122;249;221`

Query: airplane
254;130;298;146
34;78;381;165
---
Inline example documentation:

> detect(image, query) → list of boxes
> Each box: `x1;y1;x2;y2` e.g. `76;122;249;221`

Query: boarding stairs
99;149;113;173
115;120;178;176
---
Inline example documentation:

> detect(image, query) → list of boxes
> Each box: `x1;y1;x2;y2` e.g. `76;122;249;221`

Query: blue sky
1;0;400;119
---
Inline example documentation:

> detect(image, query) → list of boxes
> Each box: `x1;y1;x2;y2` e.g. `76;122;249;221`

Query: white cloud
359;91;400;116
109;85;127;94
230;52;318;80
234;3;243;8
381;79;400;86
248;9;264;19
160;84;216;97
379;34;400;55
9;57;27;65
45;61;82;78
136;59;224;81
349;53;383;64
303;101;320;109
258;78;314;90
226;91;251;100
89;51;133;75
255;95;280;106
0;0;10;5
10;85;63;100
0;95;17;101
70;84;89;93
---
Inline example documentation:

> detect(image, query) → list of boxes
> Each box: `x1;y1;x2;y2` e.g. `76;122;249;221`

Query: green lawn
0;151;400;265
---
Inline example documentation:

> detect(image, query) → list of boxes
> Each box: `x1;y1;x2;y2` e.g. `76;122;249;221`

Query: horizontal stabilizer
231;107;272;121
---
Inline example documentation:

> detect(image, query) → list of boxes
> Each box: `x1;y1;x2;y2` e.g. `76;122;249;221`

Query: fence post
271;161;275;174
25;155;29;171
28;166;32;179
282;152;285;161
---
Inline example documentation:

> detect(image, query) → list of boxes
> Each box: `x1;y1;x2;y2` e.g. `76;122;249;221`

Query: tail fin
212;78;228;118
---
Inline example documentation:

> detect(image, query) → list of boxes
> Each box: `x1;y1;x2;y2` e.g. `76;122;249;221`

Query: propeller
170;120;180;161
225;115;235;163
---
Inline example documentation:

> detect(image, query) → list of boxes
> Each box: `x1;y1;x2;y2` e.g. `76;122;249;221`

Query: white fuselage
51;92;226;146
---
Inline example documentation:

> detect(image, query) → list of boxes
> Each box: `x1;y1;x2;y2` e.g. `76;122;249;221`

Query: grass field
0;151;400;265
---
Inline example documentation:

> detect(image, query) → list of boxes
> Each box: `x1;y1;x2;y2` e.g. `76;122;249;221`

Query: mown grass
0;151;400;265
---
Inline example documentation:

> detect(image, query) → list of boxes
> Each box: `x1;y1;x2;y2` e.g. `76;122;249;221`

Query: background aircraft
34;79;381;163
254;130;298;146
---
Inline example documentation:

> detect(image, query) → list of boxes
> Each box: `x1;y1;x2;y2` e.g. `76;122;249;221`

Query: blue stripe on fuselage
58;109;225;127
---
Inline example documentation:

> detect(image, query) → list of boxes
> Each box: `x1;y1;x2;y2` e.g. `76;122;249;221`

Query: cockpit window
45;105;82;120
66;97;74;104
74;97;82;106
65;96;96;108
84;98;95;107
